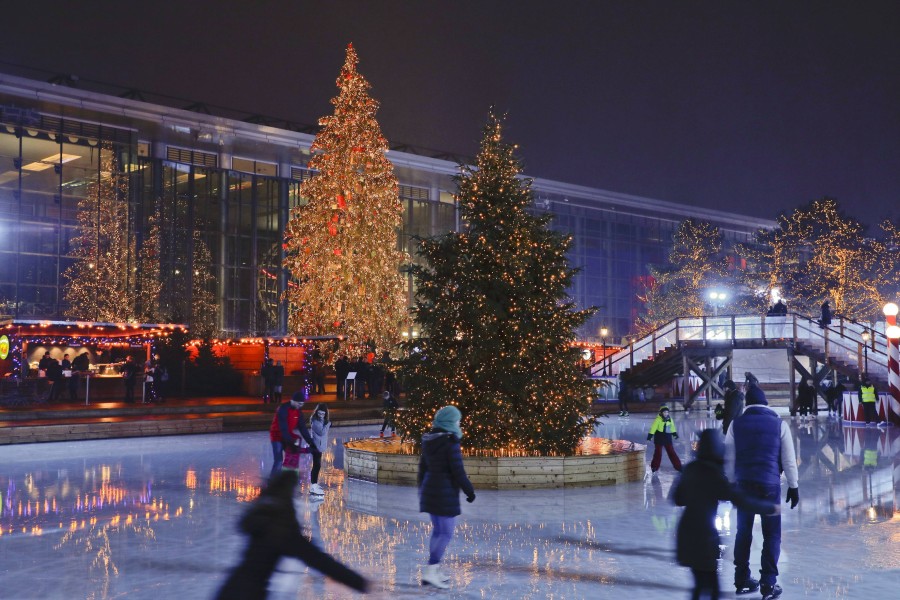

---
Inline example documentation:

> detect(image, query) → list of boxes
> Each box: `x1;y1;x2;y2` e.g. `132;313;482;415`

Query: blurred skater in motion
418;405;476;589
214;470;368;599
673;429;778;600
647;405;682;473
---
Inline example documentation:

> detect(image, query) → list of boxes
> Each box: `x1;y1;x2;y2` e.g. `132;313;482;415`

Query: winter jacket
722;389;744;435
418;428;475;517
725;405;798;488
269;403;316;451
648;414;678;444
309;417;331;453
798;381;816;409
673;430;776;571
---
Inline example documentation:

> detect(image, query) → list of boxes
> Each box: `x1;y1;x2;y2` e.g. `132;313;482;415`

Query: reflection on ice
0;416;897;599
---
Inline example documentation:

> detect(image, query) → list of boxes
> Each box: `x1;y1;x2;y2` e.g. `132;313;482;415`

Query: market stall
0;320;187;405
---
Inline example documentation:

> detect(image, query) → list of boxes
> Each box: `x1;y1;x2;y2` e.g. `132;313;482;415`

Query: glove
466;493;476;503
673;433;679;439
785;487;799;509
647;433;653;441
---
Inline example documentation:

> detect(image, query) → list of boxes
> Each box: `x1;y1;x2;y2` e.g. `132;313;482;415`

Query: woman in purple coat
417;405;475;589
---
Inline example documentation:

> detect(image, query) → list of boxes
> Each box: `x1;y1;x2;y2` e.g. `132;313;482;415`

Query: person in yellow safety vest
647;405;683;473
858;376;877;425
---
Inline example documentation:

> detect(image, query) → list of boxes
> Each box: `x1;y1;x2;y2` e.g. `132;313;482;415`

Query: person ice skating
825;379;846;418
380;390;399;437
307;404;331;496
673;429;778;600
214;470;368;599
647;405;683;473
722;380;744;435
797;377;816;420
269;391;319;478
418;405;475;589
618;379;630;416
725;383;798;600
858;376;877;425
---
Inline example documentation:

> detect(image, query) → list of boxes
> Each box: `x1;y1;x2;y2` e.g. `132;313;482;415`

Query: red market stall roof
2;320;188;344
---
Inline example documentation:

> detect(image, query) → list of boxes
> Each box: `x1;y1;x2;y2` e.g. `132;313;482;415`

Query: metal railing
593;313;890;379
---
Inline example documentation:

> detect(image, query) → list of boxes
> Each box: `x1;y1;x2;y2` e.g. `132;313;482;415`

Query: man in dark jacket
334;355;350;398
722;380;744;435
725;384;798;600
417;405;475;589
120;356;140;404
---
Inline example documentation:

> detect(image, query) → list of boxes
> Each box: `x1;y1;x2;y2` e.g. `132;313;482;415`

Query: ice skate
735;577;759;594
760;583;782;599
421;564;450;589
309;483;325;496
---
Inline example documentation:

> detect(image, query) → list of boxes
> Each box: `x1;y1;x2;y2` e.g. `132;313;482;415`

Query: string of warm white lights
284;44;407;352
397;113;597;456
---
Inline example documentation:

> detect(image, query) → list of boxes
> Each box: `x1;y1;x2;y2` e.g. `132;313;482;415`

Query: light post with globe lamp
599;327;609;376
861;330;870;377
708;291;728;316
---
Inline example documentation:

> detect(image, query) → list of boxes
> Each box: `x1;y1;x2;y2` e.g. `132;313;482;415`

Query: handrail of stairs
593;312;890;380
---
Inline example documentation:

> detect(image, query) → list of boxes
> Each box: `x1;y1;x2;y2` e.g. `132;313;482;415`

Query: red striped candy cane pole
883;303;900;423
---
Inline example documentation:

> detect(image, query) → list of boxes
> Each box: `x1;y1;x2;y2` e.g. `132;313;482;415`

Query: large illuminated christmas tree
64;144;140;322
284;44;406;350
398;113;597;455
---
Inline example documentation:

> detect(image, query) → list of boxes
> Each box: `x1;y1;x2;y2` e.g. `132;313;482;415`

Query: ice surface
0;412;897;599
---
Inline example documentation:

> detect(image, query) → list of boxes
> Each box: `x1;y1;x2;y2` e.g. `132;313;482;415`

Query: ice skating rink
0;412;897;599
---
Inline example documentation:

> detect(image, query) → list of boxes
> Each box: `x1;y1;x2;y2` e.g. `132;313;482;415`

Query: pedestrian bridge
592;313;896;411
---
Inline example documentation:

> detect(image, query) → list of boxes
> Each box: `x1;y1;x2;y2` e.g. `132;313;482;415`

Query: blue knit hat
745;384;768;406
432;405;463;438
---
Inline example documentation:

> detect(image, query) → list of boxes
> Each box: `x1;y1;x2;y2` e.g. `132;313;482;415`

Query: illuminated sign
0;335;8;360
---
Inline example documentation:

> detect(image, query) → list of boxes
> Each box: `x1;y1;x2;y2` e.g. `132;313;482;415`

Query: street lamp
600;327;609;376
861;330;870;377
708;291;728;316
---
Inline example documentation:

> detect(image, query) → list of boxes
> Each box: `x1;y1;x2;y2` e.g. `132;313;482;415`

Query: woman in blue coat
417;405;476;589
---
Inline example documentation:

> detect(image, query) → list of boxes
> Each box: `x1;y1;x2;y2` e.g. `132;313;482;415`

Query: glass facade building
0;73;774;341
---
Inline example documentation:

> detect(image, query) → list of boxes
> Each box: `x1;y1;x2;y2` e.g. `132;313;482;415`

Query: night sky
2;1;898;228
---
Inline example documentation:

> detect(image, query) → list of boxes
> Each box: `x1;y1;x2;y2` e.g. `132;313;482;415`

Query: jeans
734;481;781;587
428;514;456;565
270;441;283;477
